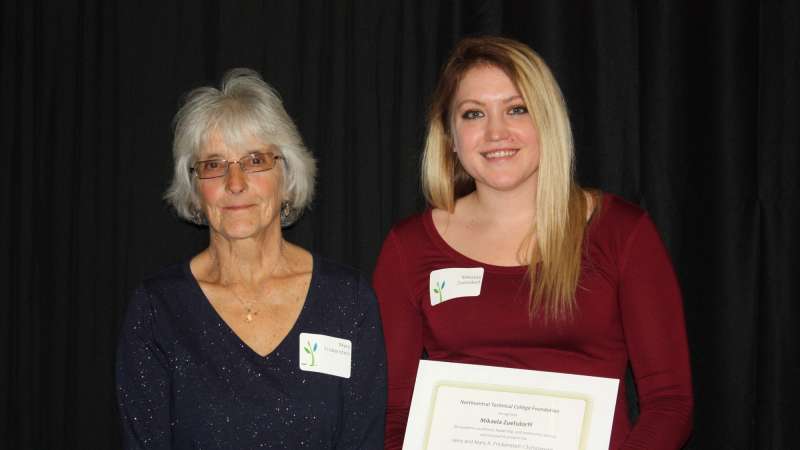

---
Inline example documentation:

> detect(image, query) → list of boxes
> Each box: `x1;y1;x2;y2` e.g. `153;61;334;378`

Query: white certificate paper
402;361;619;450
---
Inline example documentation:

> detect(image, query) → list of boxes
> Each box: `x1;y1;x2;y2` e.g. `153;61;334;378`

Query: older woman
374;37;693;449
116;69;385;449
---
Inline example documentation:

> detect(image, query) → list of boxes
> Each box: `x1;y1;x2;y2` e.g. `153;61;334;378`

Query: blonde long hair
421;36;591;321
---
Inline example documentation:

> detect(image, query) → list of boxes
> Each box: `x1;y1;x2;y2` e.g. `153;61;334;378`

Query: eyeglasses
191;152;283;179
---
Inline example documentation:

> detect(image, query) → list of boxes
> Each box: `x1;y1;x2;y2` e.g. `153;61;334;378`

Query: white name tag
429;267;485;306
299;332;352;378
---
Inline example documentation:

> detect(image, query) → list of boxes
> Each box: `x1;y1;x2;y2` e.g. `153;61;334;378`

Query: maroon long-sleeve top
373;193;693;450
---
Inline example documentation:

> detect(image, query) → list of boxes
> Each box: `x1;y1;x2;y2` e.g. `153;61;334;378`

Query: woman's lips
482;148;519;159
222;204;255;210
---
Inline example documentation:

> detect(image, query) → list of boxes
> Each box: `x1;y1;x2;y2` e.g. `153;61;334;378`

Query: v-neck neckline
183;255;317;360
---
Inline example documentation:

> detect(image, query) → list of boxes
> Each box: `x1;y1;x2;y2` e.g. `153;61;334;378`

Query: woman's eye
462;110;484;120
509;105;528;115
204;161;222;170
250;156;264;166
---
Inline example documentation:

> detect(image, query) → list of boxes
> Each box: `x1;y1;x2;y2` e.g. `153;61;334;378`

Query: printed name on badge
299;332;352;378
429;267;485;306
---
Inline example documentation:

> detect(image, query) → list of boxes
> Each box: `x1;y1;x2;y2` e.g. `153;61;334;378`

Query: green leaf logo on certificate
402;361;619;450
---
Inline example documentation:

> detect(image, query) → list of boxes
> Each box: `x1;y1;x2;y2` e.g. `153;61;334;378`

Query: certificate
402;361;619;450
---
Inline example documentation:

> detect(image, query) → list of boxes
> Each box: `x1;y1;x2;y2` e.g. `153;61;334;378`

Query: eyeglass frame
190;151;284;180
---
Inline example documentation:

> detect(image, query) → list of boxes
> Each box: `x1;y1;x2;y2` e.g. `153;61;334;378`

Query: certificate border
422;380;594;450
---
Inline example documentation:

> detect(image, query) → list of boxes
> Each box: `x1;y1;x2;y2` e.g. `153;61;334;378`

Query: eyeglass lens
194;153;280;179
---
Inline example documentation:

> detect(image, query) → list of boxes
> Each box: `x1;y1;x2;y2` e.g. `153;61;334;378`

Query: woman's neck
461;183;537;227
203;230;287;287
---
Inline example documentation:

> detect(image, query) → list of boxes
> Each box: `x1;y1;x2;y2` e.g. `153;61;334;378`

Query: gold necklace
221;252;286;323
231;289;260;323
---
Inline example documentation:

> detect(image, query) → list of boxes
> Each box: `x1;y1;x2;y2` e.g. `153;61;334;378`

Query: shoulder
311;255;377;305
312;255;365;285
134;262;194;301
375;209;433;273
385;209;430;240
596;193;647;224
377;209;433;260
140;262;190;289
126;262;195;316
121;262;193;339
590;193;653;238
309;256;381;327
586;193;663;257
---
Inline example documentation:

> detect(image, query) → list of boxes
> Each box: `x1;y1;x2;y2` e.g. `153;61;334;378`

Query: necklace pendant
246;311;254;322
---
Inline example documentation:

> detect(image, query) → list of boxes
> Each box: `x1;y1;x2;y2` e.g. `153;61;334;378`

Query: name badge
299;332;352;378
429;267;485;306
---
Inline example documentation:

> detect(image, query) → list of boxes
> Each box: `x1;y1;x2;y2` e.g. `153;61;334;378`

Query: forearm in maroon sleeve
372;230;425;450
618;215;694;449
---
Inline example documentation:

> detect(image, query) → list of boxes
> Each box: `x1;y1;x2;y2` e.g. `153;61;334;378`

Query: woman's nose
225;163;248;193
486;114;510;141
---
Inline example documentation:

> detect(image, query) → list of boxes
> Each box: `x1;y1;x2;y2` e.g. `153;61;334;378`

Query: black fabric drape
1;1;797;448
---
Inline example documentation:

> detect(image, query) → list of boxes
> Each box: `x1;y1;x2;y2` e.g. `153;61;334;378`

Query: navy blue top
116;256;387;449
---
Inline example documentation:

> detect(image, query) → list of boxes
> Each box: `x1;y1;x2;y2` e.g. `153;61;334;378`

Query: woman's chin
479;178;530;193
476;169;539;193
212;220;270;242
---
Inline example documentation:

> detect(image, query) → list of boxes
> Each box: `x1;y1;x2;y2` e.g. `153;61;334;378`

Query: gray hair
164;68;316;226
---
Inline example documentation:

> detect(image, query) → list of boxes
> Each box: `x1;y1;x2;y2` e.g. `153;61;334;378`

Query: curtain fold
1;1;797;448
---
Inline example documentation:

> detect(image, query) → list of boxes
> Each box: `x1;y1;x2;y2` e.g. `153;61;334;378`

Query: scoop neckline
421;209;530;275
420;193;608;276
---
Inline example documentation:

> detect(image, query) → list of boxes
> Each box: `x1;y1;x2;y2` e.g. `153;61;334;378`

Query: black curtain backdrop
1;1;798;448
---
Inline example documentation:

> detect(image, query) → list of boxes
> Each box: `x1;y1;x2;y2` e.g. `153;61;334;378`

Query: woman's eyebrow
454;94;524;110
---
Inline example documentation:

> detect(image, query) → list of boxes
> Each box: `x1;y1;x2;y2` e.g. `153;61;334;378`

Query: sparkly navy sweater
116;256;386;449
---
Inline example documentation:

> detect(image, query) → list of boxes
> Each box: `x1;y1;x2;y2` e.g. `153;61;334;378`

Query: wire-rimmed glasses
191;152;283;179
